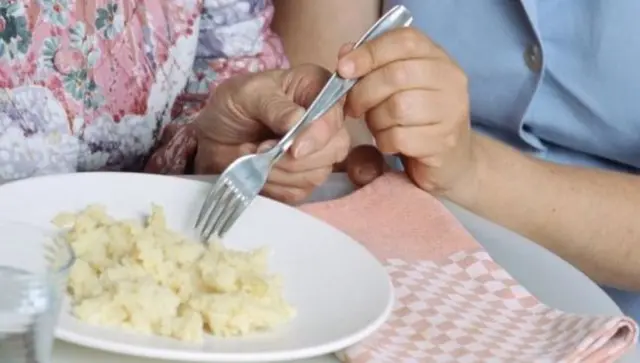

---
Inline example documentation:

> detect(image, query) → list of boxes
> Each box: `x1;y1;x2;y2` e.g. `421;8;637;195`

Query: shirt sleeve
144;0;289;174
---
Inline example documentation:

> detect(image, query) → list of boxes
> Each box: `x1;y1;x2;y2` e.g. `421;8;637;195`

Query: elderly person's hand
335;27;475;198
193;64;351;204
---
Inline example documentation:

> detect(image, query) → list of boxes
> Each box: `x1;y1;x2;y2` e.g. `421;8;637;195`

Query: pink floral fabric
0;0;288;181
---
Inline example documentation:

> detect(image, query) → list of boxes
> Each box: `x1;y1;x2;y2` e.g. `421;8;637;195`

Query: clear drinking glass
0;221;75;363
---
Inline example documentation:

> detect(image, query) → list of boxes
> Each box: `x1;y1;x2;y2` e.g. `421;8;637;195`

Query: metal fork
194;5;414;241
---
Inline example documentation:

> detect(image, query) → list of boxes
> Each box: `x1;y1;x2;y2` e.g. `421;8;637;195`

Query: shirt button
524;43;542;73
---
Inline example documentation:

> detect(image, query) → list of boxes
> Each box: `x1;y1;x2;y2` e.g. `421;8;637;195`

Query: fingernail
294;140;315;158
338;59;355;77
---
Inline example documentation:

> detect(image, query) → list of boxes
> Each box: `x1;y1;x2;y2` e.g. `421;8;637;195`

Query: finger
284;65;346;159
373;125;452;158
227;71;308;142
242;89;342;160
345;145;386;187
253;96;305;136
275;127;350;172
346;58;450;117
338;42;355;59
267;165;332;189
290;103;344;159
261;184;310;205
194;142;256;174
283;64;333;106
257;139;278;153
234;66;340;152
364;89;444;132
337;28;442;79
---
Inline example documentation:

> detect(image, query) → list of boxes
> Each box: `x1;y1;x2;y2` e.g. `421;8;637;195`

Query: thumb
252;87;338;160
252;65;344;158
251;88;307;136
284;65;345;159
345;145;386;187
338;42;356;59
255;65;330;137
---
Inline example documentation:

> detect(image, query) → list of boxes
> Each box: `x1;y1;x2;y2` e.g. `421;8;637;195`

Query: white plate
0;172;394;362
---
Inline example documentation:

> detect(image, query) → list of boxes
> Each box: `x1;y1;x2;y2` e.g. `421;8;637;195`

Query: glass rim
0;219;76;277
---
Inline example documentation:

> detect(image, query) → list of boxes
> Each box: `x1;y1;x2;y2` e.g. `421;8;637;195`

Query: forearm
272;0;379;145
452;133;640;290
272;0;379;70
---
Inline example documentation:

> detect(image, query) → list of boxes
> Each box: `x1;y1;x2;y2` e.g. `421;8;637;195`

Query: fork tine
195;179;227;230
201;183;234;240
210;194;246;238
219;199;248;237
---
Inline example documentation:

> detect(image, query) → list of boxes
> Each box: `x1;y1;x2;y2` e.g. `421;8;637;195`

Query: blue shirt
384;0;640;321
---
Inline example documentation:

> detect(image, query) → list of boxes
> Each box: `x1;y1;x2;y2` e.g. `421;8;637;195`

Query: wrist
442;132;488;209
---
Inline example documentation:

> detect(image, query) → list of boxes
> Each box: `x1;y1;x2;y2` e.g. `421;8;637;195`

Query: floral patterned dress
0;0;288;182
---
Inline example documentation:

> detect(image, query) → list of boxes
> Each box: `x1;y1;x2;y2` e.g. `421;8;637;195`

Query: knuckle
362;44;377;69
290;64;331;88
286;188;308;203
386;93;413;123
384;62;411;87
388;128;406;150
399;28;423;53
241;72;266;94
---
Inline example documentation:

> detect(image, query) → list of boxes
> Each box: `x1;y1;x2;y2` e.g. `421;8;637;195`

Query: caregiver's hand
193;64;350;204
336;27;477;198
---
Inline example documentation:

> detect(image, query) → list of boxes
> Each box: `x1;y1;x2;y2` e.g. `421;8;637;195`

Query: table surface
52;174;638;362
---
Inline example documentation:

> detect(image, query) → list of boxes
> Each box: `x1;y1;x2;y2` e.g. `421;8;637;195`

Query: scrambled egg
54;205;295;342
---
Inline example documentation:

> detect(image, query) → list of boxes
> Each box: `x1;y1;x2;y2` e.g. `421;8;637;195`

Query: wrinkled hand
193;64;350;204
336;27;476;197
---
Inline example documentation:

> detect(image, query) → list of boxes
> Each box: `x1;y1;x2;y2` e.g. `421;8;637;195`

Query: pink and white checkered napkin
300;173;638;363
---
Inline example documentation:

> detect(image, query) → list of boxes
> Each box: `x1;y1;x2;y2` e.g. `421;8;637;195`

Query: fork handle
267;5;414;164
